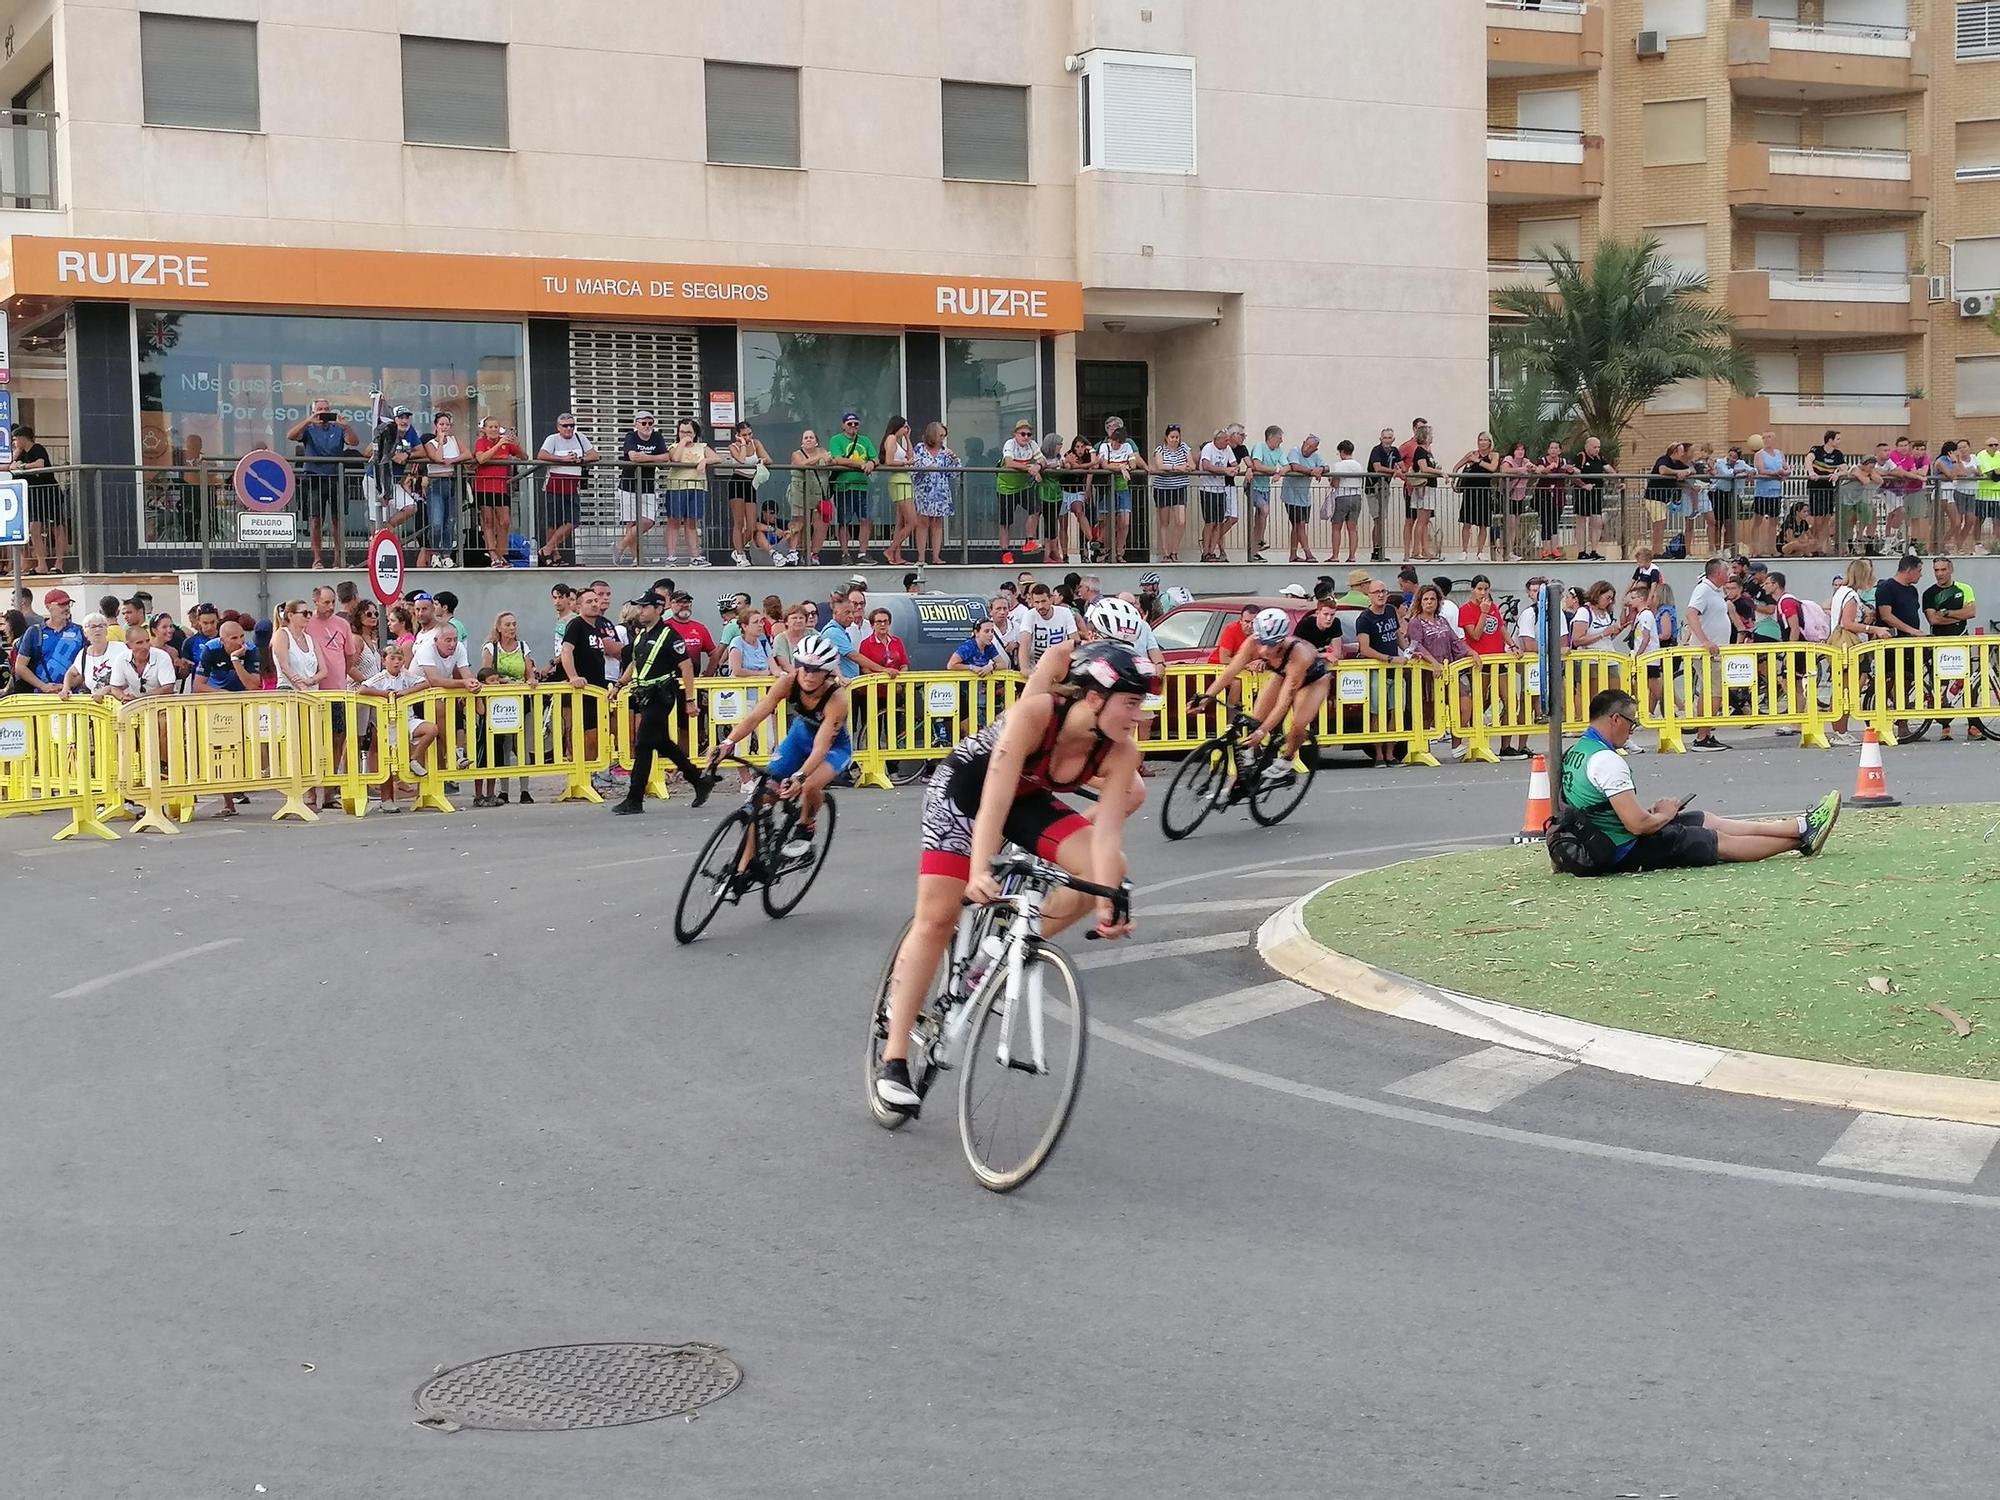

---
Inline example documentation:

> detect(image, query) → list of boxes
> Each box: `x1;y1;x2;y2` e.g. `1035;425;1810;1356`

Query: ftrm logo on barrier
0;476;27;548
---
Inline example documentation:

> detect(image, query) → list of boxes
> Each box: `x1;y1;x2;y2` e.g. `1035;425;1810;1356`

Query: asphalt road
4;734;1996;1499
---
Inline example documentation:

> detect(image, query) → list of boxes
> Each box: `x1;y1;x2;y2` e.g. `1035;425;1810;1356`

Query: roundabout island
1293;804;2000;1090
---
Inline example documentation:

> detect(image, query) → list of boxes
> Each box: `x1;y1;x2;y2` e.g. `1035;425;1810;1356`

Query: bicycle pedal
1003;1058;1047;1076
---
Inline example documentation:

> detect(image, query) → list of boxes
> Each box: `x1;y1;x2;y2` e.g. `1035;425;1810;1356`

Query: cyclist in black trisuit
1196;606;1335;784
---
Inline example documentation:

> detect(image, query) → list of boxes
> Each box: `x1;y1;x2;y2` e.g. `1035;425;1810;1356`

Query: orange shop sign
0;237;1084;332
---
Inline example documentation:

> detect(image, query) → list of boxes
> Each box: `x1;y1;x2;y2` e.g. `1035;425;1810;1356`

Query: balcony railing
1767;390;1912;423
1487;126;1586;165
1769;144;1910;181
1770;17;1914;55
1488;0;1585;12
0;108;59;211
1764;268;1913;303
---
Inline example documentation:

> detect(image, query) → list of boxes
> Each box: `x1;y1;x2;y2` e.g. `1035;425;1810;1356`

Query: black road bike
1160;710;1317;841
673;756;838;943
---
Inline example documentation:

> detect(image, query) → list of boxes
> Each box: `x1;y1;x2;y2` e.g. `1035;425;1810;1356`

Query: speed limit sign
368;528;404;606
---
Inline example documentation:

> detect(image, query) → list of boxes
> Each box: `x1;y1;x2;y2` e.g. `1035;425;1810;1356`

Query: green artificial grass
1303;805;2000;1078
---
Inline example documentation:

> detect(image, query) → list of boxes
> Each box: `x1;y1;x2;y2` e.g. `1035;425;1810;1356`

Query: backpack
1656;605;1678;646
1792;595;1830;643
1545;804;1620;876
1663;534;1687;559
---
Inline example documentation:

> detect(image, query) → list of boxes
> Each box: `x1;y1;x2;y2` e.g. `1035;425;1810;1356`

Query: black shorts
1753;495;1782;518
1621;810;1720;873
300;473;342;519
1153;486;1187;510
1808;487;1835;518
1200;491;1229;524
724;475;756;506
28;484;69;529
1572;489;1604;518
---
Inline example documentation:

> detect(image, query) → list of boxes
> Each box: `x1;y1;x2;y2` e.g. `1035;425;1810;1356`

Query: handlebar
988;851;1132;931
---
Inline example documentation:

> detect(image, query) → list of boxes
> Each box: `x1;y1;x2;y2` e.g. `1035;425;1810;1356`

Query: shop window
942;81;1029;182
140;14;259;132
1077;51;1195;175
706;63;801;168
738;330;903;477
944;338;1038;471
401;37;509;150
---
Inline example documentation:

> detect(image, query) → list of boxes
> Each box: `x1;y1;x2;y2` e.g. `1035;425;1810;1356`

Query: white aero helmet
1253;607;1292;645
791;631;841;670
1159;584;1194;609
1086;597;1146;645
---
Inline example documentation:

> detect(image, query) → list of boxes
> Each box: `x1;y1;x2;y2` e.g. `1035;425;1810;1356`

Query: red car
1149;594;1361;666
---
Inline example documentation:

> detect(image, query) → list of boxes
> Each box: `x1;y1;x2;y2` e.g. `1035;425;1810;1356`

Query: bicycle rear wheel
865;917;941;1131
957;943;1087;1193
1160;736;1232;841
762;793;837;918
1247;742;1317;827
673;809;750;945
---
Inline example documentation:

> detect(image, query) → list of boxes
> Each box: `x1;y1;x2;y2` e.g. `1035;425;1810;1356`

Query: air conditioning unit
1927;275;1950;303
1962;292;1997;318
1636;29;1667;58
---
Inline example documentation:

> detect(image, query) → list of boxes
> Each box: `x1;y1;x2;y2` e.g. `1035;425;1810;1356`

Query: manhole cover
412;1342;742;1432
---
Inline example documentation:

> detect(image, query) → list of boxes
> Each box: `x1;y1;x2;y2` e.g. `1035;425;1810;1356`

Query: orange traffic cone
1850;727;1900;808
1513;752;1553;843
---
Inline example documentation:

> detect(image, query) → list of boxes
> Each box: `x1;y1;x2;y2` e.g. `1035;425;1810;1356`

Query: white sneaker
730;550;748;567
1775;725;1799;737
690;556;713;568
1828;730;1860;747
774;552;792;567
1259;762;1293;786
781;836;814;860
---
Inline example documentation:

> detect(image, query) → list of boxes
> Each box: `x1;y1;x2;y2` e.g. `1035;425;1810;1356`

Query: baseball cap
194;600;218;616
841;411;860;424
556;412;576;424
408;589;433;603
847;573;869;588
631;589;667;608
634;411;656;422
1278;583;1308;598
903;572;920;589
1748;561;1770;575
392;405;414;418
43;588;72;606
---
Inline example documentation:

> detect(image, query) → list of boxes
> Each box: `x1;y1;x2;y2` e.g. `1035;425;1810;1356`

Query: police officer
612;589;716;816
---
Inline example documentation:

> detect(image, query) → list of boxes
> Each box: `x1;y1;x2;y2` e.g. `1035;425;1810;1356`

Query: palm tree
1492;236;1756;465
1487;369;1576;461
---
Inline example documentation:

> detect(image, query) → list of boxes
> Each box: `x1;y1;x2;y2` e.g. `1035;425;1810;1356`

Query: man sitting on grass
1556;688;1840;875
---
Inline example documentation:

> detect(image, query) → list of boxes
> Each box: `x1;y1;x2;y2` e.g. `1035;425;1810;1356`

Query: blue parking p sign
0;477;27;547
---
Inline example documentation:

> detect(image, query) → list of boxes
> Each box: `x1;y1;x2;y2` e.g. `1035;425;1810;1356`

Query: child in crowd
356;641;432;812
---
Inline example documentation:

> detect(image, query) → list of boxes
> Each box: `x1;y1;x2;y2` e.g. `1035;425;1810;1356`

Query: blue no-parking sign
0;477;27;547
0;389;13;454
233;450;295;513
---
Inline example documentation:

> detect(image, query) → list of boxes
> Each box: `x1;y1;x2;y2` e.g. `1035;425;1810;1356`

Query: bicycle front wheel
957;943;1088;1193
1160;736;1232;841
674;809;750;945
1247;742;1317;827
762;793;837;918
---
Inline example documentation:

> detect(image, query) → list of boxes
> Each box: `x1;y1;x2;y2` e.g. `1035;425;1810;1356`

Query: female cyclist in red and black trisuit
875;641;1152;1108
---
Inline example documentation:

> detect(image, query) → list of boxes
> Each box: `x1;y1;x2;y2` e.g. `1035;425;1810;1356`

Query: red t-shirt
1212;620;1250;665
473;436;523;495
1458;599;1508;656
859;633;909;671
1776;594;1804;637
669;619;715;663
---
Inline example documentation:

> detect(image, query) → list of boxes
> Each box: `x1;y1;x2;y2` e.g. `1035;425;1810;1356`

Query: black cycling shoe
875;1059;921;1110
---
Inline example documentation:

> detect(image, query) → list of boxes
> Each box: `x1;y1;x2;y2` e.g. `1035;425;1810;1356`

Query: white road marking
1146;898;1287;918
49;938;244;1001
1135;838;1491;898
1085;1018;2000;1212
1075;932;1251;971
1819;1114;2000;1185
582;853;684;871
1233;868;1366;881
1384;1046;1577;1114
1137;981;1322;1041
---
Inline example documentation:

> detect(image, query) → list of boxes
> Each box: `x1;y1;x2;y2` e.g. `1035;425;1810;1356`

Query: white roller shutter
1955;236;2000;292
1517;217;1582;260
1083;52;1196;174
1955;357;2000;417
1643;0;1708;37
1517;89;1583;134
566;325;701;546
1823;111;1906;150
1754;233;1802;272
1648;223;1708;279
1756;352;1800;396
1826;0;1907;28
1823;230;1906;274
1824;350;1906;397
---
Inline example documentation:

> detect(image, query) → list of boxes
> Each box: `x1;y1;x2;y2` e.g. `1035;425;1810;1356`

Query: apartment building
1487;0;2000;461
0;0;1485;562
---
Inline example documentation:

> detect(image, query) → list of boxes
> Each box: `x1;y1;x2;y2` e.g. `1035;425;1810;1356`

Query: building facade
1487;0;2000;461
0;0;1486;558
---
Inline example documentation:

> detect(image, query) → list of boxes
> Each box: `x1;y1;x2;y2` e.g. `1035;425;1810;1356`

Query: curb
1257;885;2000;1129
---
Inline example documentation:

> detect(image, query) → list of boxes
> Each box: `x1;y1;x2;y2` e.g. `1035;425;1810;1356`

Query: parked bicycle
1159;710;1317;841
673;755;838;943
865;850;1129;1193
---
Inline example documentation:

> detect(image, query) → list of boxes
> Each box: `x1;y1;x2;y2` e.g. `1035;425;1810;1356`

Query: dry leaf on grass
1866;976;1897;995
1928;1002;1974;1039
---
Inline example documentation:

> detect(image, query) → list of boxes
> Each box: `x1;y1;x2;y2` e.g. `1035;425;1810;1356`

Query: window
1641;99;1706;165
1956;236;2000;291
945;338;1037;463
1822;110;1905;150
1517;88;1583;134
1752;112;1802;146
1755;352;1800;396
1516;216;1582;261
1077;50;1195;174
705;62;801;168
738;331;903;478
1754;232;1802;273
1753;0;1799;17
1959;2;2000;58
941;81;1029;182
1957;119;2000;179
1647;223;1708;280
1642;0;1707;37
1957;357;2000;417
401;37;508;149
1823;229;1906;275
1645;377;1707;413
1824;349;1907;397
140;14;259;132
1825;0;1907;28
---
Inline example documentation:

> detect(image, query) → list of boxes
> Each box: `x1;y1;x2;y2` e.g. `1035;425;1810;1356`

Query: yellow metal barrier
1562;650;1635;722
122;691;320;832
0;698;121;841
1306;659;1448;767
1449;654;1538;764
845;672;1026;788
1636;643;1841;752
1850;637;2000;746
396;683;610;813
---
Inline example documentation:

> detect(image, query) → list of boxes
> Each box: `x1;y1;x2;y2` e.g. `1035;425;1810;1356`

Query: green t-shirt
995;437;1038;496
1978;450;2000;499
1559;730;1637;855
829;433;877;493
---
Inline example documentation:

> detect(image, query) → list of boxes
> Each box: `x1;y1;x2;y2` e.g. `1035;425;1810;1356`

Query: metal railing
1770;16;1914;43
1487;0;1587;14
0;108;59;211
